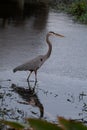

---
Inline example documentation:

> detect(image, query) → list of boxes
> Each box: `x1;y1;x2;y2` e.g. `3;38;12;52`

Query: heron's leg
27;71;32;82
27;79;31;89
34;70;37;82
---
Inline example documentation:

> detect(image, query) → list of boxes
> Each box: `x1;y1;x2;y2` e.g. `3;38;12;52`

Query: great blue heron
13;31;64;82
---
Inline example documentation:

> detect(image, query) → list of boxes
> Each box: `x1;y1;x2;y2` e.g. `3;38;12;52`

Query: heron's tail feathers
13;65;22;72
13;68;18;73
13;64;27;73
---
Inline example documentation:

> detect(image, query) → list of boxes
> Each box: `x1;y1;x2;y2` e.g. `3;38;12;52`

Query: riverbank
50;0;87;24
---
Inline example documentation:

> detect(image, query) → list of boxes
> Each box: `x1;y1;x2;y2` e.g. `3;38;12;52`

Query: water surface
0;7;87;123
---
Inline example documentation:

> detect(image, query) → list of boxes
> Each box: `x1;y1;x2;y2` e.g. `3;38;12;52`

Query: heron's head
49;31;64;37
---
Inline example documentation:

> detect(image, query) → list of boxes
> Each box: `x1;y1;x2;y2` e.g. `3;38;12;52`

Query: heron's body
13;55;46;72
13;31;64;82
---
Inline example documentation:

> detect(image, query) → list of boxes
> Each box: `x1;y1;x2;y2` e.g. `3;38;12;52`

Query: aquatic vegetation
50;0;87;24
1;117;87;130
68;0;87;23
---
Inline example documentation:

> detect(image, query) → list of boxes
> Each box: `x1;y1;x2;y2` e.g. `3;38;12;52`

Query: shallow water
0;6;87;123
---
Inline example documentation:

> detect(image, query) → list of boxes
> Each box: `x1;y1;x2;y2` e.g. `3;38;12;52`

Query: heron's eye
40;58;43;61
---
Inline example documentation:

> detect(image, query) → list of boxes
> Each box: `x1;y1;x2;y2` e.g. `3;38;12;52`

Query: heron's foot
27;79;37;89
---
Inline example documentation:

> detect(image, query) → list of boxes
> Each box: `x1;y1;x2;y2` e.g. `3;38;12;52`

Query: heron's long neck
45;34;52;59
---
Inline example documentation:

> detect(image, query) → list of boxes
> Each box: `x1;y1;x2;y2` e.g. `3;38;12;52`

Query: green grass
50;0;87;24
1;117;87;130
68;0;87;23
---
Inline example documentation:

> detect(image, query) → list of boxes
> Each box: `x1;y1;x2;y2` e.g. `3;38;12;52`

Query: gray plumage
13;31;64;82
13;55;46;73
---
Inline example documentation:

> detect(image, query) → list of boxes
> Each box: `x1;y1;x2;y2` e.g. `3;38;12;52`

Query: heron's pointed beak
55;33;64;37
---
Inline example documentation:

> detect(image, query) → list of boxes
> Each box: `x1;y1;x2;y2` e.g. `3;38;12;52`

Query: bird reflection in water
11;81;44;118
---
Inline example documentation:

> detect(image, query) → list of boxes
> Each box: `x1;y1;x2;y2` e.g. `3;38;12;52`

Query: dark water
0;2;87;124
